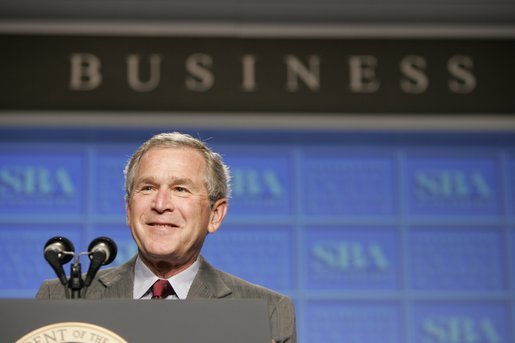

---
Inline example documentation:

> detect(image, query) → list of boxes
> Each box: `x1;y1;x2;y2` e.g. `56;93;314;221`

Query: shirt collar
133;255;200;300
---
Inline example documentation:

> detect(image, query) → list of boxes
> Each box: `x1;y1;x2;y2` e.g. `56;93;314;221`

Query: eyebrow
135;176;198;189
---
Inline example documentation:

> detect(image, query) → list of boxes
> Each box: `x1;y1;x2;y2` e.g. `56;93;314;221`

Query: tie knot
151;279;175;299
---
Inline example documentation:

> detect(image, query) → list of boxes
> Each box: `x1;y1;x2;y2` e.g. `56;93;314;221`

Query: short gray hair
124;132;231;206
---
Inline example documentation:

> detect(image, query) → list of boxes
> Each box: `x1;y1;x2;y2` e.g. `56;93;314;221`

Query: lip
147;222;179;229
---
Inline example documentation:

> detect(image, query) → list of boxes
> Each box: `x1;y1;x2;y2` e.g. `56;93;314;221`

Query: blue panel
409;227;506;291
91;224;138;268
512;302;515;342
305;301;403;343
3;129;515;343
0;147;85;215
0;224;82;296
512;228;515;293
93;145;138;215
405;154;500;217
411;301;509;343
508;154;515;217
304;226;400;290
302;150;396;217
202;225;293;292
219;146;293;217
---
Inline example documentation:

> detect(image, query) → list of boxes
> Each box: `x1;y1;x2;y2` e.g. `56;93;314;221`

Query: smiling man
36;132;296;343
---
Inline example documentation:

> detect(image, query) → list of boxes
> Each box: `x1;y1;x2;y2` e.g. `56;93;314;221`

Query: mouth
147;222;179;229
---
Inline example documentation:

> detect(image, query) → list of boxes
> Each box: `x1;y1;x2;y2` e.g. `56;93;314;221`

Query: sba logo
422;316;501;343
232;168;284;198
312;241;389;272
415;170;491;201
0;166;75;196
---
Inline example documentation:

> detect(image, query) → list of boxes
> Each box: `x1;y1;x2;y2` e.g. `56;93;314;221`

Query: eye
140;185;154;193
173;186;193;197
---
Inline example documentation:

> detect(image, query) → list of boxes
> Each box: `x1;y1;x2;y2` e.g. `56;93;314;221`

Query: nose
152;187;174;213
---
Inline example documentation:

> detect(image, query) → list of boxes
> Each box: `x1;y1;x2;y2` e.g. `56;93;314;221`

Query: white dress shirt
133;255;200;300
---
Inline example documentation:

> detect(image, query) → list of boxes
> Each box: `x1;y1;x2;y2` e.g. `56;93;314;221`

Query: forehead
137;146;207;178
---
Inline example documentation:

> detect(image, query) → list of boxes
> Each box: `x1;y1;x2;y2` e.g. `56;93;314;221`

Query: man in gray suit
37;132;296;343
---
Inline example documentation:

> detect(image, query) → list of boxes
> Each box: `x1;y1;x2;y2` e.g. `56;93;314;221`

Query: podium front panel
0;299;271;342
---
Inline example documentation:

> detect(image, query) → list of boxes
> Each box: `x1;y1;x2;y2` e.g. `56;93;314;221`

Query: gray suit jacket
36;256;296;343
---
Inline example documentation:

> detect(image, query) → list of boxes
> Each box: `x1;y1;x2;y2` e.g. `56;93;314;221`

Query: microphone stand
68;255;84;299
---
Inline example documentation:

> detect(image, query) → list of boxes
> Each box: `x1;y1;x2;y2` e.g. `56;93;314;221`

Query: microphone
84;237;117;287
44;236;75;286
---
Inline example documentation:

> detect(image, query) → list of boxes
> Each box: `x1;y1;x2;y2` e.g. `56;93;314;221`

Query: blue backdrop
1;128;514;343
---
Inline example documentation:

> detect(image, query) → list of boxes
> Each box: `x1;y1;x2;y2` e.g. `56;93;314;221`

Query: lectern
0;299;271;342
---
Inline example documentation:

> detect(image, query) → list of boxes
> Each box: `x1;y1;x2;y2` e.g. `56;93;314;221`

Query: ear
207;198;228;234
125;198;131;227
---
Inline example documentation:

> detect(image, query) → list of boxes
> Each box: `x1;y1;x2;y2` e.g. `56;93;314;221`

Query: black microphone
44;236;75;286
84;237;117;287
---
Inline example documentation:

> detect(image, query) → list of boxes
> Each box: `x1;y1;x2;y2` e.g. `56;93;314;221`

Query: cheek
128;197;148;215
125;203;132;225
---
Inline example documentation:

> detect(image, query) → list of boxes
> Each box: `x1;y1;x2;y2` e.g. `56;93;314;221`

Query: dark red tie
151;279;175;299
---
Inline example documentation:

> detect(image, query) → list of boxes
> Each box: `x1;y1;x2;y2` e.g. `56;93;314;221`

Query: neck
139;253;199;279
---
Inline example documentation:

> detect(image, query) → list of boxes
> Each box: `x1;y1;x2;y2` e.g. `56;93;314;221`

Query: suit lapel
91;255;230;299
187;256;232;299
98;255;137;298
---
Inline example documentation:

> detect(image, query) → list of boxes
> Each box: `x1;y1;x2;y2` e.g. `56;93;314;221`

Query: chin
140;241;174;255
150;245;177;256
